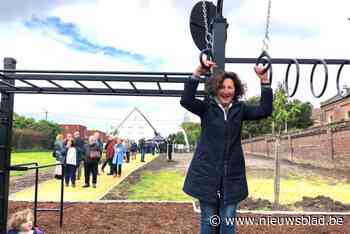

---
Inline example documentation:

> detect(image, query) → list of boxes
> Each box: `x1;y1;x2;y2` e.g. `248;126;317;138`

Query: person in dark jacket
102;135;115;175
82;135;101;188
74;131;85;180
138;138;146;162
53;134;65;179
180;61;273;234
167;139;173;161
130;141;138;160
94;132;104;175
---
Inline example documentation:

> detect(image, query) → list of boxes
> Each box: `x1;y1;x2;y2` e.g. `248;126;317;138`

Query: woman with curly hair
180;61;273;234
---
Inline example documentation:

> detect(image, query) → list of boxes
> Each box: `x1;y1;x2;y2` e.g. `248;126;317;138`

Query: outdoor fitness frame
0;0;349;232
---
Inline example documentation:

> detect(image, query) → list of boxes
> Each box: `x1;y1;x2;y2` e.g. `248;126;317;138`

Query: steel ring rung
336;60;350;97
285;58;300;98
310;59;328;98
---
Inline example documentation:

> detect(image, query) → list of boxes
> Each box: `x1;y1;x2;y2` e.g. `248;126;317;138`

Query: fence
12;129;51;150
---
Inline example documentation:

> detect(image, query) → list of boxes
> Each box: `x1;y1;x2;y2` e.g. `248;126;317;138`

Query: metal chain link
262;0;272;52
202;0;213;49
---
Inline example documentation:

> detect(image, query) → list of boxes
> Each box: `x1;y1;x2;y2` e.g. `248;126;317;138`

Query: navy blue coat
180;77;273;206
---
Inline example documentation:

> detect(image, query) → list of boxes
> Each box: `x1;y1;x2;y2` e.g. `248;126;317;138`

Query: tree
242;96;272;139
181;122;201;146
110;128;119;136
242;88;313;139
174;132;185;145
12;113;61;149
271;84;302;208
33;120;61;146
13;113;36;129
287;100;313;130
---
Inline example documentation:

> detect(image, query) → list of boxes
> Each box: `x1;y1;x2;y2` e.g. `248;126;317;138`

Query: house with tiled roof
318;87;350;124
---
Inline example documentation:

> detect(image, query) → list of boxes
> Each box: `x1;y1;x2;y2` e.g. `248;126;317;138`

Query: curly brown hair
8;208;33;230
206;70;245;100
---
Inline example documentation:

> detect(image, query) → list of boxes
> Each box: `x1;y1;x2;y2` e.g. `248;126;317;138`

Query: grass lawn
127;170;194;201
247;173;350;207
10;151;56;177
125;169;350;207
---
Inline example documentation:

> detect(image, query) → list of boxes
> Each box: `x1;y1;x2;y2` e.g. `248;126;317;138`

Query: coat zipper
215;101;232;199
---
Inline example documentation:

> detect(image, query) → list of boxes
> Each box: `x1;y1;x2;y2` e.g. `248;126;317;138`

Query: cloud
0;0;96;22
2;0;350;136
50;0;201;72
24;16;162;68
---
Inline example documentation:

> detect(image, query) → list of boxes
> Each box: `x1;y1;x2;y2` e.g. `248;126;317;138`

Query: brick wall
60;125;107;142
60;124;87;138
86;130;107;142
242;121;350;170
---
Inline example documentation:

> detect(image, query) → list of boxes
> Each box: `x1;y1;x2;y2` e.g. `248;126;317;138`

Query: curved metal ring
255;50;272;76
199;48;214;70
310;59;328;98
336;60;350;97
285;58;300;98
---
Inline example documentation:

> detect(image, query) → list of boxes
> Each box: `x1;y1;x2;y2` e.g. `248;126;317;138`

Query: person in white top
64;140;78;187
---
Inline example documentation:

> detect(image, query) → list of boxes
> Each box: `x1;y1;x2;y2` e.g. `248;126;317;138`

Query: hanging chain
202;0;213;49
262;0;272;52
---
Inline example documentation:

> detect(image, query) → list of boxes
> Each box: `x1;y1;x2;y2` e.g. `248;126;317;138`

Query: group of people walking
53;132;140;188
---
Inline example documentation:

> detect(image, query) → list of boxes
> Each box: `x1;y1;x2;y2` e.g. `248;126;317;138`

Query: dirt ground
103;153;350;212
8;153;350;233
8;201;350;234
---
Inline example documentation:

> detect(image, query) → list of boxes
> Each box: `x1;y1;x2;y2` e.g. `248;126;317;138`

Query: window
328;115;333;123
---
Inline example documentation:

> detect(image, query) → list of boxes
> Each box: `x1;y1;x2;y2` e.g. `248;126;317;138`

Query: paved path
10;154;158;202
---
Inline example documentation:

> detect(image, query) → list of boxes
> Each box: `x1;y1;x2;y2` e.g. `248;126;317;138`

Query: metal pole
34;168;39;227
0;58;16;234
60;164;64;227
212;8;227;75
216;0;224;18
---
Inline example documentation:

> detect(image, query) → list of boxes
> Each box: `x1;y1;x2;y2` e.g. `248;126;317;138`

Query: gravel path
9;168;57;194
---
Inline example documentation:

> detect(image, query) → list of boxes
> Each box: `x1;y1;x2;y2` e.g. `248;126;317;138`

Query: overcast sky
0;0;349;138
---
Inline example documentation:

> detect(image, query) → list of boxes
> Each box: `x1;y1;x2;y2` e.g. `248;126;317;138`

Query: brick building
60;124;87;138
60;124;107;141
311;108;321;126
86;130;107;141
317;88;350;124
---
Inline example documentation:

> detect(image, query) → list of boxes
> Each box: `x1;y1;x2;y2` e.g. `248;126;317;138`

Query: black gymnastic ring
199;48;214;70
255;50;272;75
336;60;350;97
310;59;328;98
285;58;300;98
